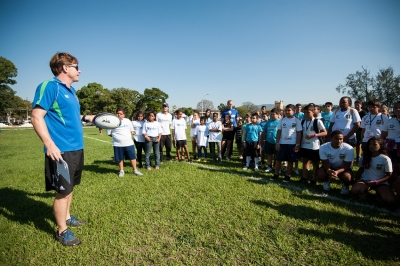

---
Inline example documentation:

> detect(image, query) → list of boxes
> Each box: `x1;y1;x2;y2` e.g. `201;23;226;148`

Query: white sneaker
340;185;349;195
243;166;249;170
239;155;243;159
118;170;125;177
294;168;299;175
254;167;259;172
323;181;330;191
265;167;273;173
134;170;143;176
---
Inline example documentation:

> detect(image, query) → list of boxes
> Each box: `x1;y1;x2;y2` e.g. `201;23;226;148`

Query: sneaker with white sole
265;167;273;173
134;170;143;176
323;181;331;191
254;167;259;172
226;156;230;161
243;166;249;170
118;170;125;177
283;175;291;182
340;185;349;195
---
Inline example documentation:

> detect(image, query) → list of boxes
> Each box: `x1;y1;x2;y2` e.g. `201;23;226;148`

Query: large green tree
336;67;375;103
374;67;400;108
236;106;248;119
0;56;18;115
110;87;141;118
76;83;115;114
181;107;194;117
136;88;168;112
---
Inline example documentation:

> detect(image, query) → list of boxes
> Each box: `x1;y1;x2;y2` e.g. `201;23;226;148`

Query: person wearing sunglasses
31;52;84;246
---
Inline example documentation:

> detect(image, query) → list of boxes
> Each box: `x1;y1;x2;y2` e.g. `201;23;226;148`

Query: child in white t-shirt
361;99;389;152
142;111;162;170
172;110;192;163
190;111;200;159
271;104;302;182
299;104;327;184
352;137;396;207
107;107;143;177
208;112;222;162
195;116;209;161
131;111;145;168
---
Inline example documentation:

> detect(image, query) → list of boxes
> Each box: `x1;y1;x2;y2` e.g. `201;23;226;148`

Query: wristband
81;115;87;122
314;134;318;137
374;180;379;185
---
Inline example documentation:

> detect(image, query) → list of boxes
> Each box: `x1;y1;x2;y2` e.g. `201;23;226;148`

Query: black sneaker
299;178;308;184
283;175;291;182
188;159;193;163
309;180;317;186
270;174;279;181
56;229;81;246
66;216;85;227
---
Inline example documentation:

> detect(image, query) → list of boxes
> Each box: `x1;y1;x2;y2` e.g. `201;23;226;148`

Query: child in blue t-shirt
259;113;269;167
294;104;305;120
242;113;263;172
261;108;280;173
321;102;333;130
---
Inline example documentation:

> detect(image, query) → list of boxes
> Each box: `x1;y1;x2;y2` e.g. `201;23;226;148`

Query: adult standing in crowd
31;52;85;246
221;100;239;158
157;103;173;162
327;96;361;146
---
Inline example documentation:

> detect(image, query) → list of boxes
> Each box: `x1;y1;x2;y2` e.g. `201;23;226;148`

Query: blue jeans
145;137;160;168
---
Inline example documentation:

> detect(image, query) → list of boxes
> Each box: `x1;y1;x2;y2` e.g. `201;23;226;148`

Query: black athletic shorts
176;140;187;149
45;150;84;195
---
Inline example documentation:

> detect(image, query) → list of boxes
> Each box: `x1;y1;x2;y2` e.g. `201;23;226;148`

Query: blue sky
1;0;399;110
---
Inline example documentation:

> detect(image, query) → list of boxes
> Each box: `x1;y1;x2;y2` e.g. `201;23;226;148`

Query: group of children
106;98;400;211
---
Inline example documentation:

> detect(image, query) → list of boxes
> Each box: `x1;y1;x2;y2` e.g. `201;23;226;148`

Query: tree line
336;66;400;108
1;56;399;121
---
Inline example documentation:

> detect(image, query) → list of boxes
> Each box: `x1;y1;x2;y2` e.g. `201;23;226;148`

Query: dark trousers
134;140;145;167
159;134;172;161
222;139;234;157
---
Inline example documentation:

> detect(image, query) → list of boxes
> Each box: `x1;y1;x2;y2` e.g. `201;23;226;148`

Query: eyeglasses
67;64;79;71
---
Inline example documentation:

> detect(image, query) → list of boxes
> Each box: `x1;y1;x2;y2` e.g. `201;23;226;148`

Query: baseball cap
162;103;169;107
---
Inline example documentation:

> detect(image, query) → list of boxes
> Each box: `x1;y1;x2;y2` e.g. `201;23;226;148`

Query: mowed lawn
1;127;400;265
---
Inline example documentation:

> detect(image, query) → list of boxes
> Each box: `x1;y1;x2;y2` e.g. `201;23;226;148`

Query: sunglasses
67;64;79;71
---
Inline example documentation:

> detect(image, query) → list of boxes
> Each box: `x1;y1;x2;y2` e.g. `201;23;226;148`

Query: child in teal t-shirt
262;108;280;172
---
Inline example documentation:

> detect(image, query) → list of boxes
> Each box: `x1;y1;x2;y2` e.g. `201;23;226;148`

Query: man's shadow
0;188;54;235
251;195;400;261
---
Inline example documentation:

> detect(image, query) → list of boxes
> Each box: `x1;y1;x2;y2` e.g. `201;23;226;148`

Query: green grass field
1;127;400;265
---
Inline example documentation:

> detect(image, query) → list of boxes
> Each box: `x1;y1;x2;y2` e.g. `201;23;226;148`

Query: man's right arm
31;107;62;162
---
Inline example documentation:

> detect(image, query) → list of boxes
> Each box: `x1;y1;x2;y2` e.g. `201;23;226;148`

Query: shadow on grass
251;199;400;261
247;178;391;212
197;163;253;177
83;159;118;174
0;188;54;235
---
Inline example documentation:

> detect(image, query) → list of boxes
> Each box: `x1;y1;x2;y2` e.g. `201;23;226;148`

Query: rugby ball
93;113;121;129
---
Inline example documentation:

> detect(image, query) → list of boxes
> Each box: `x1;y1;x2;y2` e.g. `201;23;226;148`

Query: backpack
301;119;325;145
